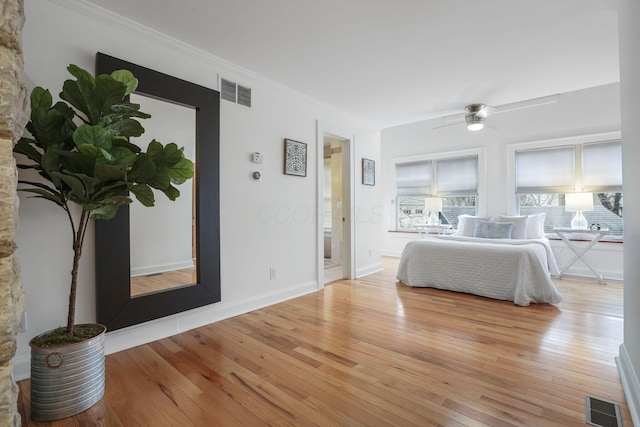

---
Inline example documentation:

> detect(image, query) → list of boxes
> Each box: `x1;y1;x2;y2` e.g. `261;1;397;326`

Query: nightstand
552;227;609;284
414;225;453;238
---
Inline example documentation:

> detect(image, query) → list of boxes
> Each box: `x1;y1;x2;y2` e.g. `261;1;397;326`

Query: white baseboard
616;343;640;426
130;259;194;277
13;356;29;382
356;262;384;278
381;251;402;258
12;280;318;381
560;266;623;281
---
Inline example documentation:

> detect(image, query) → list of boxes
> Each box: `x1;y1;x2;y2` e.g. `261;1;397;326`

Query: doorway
323;136;347;283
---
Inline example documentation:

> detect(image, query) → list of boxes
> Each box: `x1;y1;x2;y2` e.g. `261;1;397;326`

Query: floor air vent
585;395;623;427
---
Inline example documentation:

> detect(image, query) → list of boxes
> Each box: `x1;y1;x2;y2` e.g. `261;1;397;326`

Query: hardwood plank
18;257;633;426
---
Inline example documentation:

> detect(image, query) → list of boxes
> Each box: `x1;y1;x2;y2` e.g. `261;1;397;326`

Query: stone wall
0;0;28;425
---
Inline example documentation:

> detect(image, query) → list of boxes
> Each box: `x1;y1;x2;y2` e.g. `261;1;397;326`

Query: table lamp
424;197;443;226
565;192;593;230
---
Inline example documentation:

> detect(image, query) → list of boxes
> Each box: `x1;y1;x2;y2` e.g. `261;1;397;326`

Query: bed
396;234;562;306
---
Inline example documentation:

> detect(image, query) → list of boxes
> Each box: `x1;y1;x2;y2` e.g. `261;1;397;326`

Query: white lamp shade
565;192;594;212
424;197;443;212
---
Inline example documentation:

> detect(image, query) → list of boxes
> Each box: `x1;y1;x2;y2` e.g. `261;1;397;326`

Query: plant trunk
66;211;89;339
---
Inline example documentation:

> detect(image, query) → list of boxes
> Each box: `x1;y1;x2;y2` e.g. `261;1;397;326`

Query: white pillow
526;213;546;239
496;215;528;239
457;215;491;237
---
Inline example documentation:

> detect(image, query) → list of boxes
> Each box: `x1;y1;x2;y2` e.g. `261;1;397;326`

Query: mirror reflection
128;93;197;297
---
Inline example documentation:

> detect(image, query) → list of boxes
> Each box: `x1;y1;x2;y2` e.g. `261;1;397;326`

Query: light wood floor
130;267;197;297
18;257;632;426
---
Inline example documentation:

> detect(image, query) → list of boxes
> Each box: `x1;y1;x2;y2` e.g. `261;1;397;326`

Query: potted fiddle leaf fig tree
14;64;194;421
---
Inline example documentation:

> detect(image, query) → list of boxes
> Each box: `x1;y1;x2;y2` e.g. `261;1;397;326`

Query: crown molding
46;0;374;128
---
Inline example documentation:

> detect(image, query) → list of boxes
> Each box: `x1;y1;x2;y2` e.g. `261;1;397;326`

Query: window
515;140;623;236
396;155;478;229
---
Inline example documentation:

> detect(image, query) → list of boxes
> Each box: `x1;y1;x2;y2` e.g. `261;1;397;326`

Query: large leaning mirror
95;53;221;331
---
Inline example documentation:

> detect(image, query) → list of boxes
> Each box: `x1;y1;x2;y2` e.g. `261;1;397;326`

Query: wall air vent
220;78;252;108
237;85;252;108
220;78;237;103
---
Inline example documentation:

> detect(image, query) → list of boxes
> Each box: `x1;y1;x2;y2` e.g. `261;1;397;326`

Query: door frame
316;121;356;288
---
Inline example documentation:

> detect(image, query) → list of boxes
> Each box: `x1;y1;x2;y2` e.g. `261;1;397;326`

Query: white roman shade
435;156;478;195
396;161;432;196
516;146;575;193
582;140;622;192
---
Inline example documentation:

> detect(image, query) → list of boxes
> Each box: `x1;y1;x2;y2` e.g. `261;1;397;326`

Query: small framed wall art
283;138;307;177
362;158;375;186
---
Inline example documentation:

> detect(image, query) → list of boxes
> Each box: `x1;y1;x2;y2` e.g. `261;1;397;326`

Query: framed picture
284;138;307;177
362;158;375;186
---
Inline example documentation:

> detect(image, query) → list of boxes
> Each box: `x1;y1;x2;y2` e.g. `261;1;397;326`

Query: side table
414;225;452;238
552;227;609;284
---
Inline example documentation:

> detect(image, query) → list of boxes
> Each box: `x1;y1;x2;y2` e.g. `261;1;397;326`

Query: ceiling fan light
465;114;484;131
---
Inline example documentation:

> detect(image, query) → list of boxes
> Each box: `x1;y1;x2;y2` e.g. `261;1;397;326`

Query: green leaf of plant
56;150;96;176
105;118;145;138
146;139;163;163
92;182;128;201
13;138;43;163
110;70;138;95
109;146;138;168
17;188;65;206
29;102;75;148
129;184;155;206
112;137;142;154
149;172;171;190
94;164;126;183
161;143;186;164
94;75;127;117
111;102;151;119
77;144;100;159
129;153;156;181
67;64;95;85
61;77;98;123
30;87;52;109
168;158;194;184
63;172;100;195
73;124;112;150
89;204;120;220
161;185;180;201
51;171;87;201
40;149;62;185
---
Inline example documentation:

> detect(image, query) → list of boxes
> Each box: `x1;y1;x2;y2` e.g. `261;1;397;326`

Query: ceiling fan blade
485;119;507;129
492;94;559;115
433;120;464;130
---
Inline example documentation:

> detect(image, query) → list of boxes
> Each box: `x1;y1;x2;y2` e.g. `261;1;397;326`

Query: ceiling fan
434;94;559;131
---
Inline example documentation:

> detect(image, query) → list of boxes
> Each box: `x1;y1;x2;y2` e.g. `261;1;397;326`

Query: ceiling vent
220;78;252;108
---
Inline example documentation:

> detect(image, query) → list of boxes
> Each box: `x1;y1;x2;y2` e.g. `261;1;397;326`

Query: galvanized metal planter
29;324;107;421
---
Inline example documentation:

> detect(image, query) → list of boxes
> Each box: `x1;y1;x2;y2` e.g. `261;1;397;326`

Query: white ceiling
83;0;620;129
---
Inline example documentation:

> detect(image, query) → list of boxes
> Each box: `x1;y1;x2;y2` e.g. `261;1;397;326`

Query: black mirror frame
95;53;221;331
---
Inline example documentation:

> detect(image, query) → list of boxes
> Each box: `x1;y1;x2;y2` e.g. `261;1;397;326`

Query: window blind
516;146;574;193
582;140;622;192
396;161;431;196
435;156;478;195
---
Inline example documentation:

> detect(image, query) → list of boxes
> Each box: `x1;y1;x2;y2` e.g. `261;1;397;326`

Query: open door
317;122;355;287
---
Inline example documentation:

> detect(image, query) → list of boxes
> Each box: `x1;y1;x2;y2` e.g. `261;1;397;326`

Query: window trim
506;131;621;214
391;147;486;230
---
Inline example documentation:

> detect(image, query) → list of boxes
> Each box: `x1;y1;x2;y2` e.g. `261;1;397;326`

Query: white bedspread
396;235;562;306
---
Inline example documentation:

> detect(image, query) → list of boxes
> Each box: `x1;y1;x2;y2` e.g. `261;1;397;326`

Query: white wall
617;0;640;424
14;0;382;379
381;83;623;278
